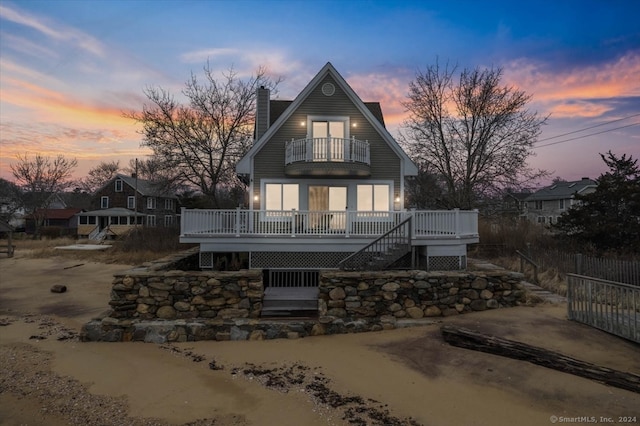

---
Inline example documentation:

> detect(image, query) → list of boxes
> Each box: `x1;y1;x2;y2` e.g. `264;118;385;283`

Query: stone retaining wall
81;250;526;342
316;270;526;334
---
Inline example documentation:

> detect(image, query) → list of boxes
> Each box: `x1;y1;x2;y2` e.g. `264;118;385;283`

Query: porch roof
79;207;146;217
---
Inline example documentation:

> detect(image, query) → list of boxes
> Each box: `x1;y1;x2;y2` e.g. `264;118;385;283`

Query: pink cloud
503;51;640;117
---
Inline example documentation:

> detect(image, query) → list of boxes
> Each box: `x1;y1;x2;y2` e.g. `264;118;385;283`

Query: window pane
282;184;299;211
329;121;344;139
357;185;372;211
374;185;389;211
265;184;281;210
312;122;327;138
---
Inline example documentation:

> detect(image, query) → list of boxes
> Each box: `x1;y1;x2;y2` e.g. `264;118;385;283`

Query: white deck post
180;207;186;235
291;209;296;237
345;210;351;238
235;207;241;236
455;208;460;238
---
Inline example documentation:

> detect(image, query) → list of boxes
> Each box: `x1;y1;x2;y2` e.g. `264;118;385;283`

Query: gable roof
237;62;417;176
503;192;531;202
97;174;177;199
526;178;597;201
26;208;83;220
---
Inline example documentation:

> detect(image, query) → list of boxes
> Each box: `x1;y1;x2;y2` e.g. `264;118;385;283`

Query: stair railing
338;217;412;271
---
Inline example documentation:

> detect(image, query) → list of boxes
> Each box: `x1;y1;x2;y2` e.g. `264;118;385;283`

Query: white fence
567;274;640;343
181;208;478;239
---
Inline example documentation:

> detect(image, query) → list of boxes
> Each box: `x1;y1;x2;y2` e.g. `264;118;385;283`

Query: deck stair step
262;287;319;316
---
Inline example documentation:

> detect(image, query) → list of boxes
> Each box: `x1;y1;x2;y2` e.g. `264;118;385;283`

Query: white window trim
260;181;300;221
101;196;109;209
115;179;123;192
165;199;174;210
147;197;156;210
306;115;350;139
128;196;136;209
164;215;173;226
147;215;156;226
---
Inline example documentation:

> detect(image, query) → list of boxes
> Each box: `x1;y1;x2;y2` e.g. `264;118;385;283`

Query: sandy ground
0;253;639;426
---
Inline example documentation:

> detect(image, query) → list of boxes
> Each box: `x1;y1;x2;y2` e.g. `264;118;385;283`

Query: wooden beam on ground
440;325;640;394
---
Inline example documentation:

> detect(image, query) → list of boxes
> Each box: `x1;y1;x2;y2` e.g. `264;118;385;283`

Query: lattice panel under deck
200;251;215;269
250;251;350;269
427;255;466;271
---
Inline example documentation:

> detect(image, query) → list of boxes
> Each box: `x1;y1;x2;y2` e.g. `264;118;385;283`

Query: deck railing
338;217;413;271
180;208;478;239
285;137;370;165
567;274;640;343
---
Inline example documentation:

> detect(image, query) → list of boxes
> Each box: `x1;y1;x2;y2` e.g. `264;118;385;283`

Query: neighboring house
501;192;531;218
77;174;179;239
180;62;479;285
524;178;597;224
25;208;83;235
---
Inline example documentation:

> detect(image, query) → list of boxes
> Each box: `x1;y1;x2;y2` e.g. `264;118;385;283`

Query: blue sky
1;0;639;185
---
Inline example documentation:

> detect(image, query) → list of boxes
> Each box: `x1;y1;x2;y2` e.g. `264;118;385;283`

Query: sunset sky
1;0;639;186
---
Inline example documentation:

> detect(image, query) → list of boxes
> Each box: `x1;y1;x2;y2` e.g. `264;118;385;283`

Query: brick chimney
255;86;270;141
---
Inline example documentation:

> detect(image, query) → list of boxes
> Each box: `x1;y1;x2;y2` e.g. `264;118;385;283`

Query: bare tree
125;63;280;207
79;160;121;193
400;61;547;209
0;178;23;226
10;153;77;237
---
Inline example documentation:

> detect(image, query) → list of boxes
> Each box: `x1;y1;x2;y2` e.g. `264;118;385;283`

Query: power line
536;112;640;143
534;122;640;149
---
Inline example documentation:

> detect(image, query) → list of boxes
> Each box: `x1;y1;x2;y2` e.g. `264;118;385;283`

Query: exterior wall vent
322;82;335;96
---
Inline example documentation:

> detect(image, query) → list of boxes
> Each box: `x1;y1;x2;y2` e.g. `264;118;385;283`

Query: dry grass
489;255;568;297
2;235;188;266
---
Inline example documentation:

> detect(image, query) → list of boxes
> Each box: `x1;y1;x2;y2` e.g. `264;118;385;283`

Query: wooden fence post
576;253;583;275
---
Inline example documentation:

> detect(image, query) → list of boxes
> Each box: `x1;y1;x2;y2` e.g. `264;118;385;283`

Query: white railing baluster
179;208;479;240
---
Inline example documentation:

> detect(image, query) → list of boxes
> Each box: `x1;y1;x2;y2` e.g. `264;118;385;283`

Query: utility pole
134;158;139;229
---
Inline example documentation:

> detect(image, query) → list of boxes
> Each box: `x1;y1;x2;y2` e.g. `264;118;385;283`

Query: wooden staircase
338;217;413;271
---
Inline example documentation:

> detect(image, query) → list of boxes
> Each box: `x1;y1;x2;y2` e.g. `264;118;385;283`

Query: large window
265;183;299;211
357;184;389;211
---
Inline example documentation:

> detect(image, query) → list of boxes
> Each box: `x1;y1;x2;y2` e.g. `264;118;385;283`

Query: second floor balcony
285;137;370;177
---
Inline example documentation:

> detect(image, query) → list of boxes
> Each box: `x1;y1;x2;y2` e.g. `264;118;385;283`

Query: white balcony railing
285;137;370;165
180;208;478;239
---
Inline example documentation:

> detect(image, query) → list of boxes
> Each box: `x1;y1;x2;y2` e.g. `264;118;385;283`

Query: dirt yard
0;249;638;426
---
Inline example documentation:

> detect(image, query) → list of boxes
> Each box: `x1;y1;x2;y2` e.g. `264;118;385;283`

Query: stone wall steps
262;287;319;316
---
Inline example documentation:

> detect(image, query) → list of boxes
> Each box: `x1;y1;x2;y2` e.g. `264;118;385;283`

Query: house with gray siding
78;174;179;239
180;63;479;302
524;177;597;224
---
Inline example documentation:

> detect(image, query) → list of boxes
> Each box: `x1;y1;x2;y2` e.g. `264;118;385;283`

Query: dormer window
115;179;123;192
